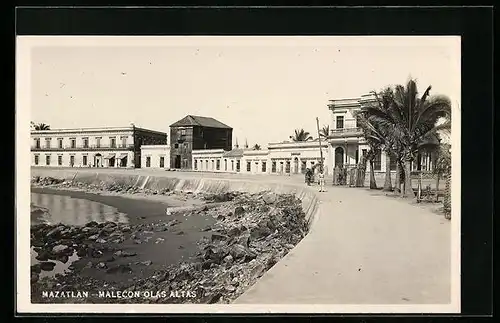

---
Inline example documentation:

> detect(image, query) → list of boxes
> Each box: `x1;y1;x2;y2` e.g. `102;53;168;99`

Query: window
362;149;367;157
121;137;127;148
83;138;89;148
205;160;208;169
58;139;63;148
184;143;188;148
180;129;186;136
34;138;40;149
356;114;362;128
95;137;101;148
57;156;62;165
389;155;397;171
212;160;215;170
110;137;116;148
373;150;382;171
216;160;220;170
262;161;267;172
146;157;151;167
231;160;234;171
45;138;51;148
160;157;165;168
174;144;179;149
285;160;291;173
272;161;276;173
70;155;75;166
83;155;88;166
194;160;198;170
45;155;51;165
34;155;39;165
236;160;240;172
355;150;359;164
70;138;76;149
336;116;344;129
224;159;227;171
247;161;251;172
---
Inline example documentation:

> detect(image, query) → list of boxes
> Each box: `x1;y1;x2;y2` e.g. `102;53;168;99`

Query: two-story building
169;115;233;170
31;125;168;168
327;93;442;173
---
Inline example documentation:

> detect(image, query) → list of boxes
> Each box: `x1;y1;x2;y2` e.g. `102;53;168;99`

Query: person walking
318;168;326;192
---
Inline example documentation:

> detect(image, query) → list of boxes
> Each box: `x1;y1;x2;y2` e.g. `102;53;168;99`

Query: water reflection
30;193;129;226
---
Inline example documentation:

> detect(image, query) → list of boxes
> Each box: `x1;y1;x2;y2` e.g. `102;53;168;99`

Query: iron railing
329;127;363;137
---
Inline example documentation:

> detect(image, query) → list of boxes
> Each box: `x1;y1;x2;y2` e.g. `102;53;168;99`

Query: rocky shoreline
30;176;309;304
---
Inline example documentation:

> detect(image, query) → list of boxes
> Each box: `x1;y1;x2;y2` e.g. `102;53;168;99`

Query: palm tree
361;79;451;197
291;129;313;142
364;88;399;192
356;113;383;189
31;122;51;130
433;143;451;202
253;144;261;150
319;125;330;139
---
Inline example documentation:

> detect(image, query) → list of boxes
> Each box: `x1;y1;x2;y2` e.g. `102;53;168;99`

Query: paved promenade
32;167;452;305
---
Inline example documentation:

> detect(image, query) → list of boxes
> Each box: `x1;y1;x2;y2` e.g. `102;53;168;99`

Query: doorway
174;155;181;169
94;153;102;167
293;157;299;174
335;147;344;168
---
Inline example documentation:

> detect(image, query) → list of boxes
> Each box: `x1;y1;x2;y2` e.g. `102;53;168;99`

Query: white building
31;126;168;168
191;140;330;176
140;145;170;169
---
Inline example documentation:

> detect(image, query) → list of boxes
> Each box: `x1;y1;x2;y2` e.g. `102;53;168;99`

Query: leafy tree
319;125;330;139
291;129;313;142
31;122;51;130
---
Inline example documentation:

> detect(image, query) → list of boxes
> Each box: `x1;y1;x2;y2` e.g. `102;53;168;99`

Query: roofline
31;125;168;136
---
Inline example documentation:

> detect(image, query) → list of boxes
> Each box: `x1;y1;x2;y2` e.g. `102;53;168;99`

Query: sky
27;36;461;147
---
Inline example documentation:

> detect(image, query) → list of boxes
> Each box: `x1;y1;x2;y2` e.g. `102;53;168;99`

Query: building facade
327;94;439;173
169;115;233;170
31;126;168;168
140;145;170;169
191;140;330;176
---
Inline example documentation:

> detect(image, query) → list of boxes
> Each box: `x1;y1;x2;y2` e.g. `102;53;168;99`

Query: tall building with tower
169;115;233;170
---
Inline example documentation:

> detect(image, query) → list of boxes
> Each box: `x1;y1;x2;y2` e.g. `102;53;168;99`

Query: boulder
106;264;133;274
52;244;69;255
234;206;245;216
31;264;41;274
39;261;56;271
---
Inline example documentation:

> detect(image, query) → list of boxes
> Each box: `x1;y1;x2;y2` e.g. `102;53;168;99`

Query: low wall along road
30;168;321;229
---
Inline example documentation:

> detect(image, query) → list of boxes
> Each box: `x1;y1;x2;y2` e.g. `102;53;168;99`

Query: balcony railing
329;127;363;138
31;144;135;151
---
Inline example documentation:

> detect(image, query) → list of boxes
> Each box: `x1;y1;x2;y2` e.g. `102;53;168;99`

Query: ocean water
30;192;129;226
30;192;130;278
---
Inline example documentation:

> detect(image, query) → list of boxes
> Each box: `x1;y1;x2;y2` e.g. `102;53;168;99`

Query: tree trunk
369;160;377;189
403;159;414;198
383;151;392;191
443;171;451;219
394;162;401;193
435;173;441;202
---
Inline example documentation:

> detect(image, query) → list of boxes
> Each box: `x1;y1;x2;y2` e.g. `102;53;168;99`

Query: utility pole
316;117;324;172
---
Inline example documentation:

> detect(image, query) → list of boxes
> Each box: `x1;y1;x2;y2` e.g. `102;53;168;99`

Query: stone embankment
30;172;316;304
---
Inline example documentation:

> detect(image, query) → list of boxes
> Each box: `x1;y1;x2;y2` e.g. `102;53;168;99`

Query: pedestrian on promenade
318;168;326;192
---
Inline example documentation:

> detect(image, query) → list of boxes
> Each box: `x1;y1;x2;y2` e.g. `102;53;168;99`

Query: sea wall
30;169;321;229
